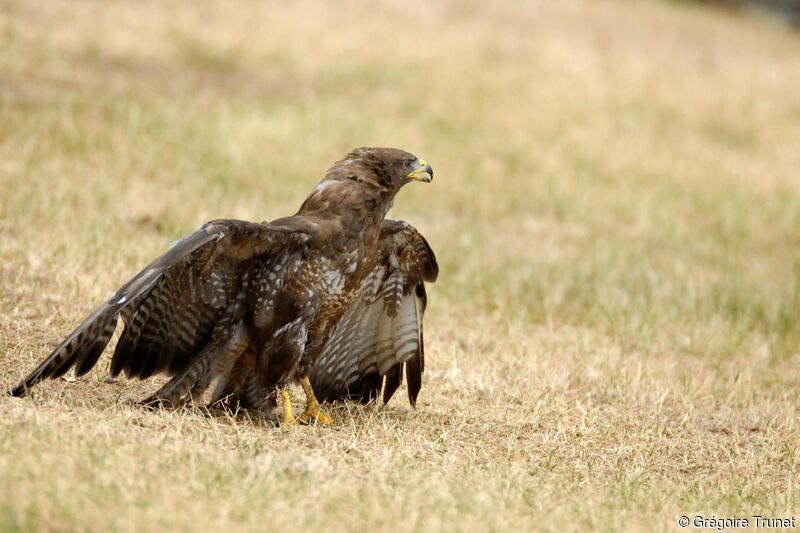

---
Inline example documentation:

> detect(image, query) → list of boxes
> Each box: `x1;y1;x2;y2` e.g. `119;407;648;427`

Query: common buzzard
8;147;439;425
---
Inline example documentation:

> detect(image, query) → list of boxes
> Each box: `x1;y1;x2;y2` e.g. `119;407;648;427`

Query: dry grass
2;0;800;531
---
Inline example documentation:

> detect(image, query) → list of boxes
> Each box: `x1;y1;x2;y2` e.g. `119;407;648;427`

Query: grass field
2;0;800;531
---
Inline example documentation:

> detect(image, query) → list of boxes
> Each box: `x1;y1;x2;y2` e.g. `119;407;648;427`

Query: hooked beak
407;159;433;183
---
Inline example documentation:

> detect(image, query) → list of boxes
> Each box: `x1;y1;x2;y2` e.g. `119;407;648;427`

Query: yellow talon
297;376;333;426
297;406;333;426
280;386;295;427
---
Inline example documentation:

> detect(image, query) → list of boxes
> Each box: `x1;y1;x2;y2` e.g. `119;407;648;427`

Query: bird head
341;147;433;190
299;147;433;216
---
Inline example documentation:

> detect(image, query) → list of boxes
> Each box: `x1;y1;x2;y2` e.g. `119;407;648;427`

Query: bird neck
297;178;397;227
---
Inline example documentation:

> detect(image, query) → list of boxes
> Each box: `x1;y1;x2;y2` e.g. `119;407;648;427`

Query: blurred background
3;0;798;358
1;1;800;530
701;0;800;25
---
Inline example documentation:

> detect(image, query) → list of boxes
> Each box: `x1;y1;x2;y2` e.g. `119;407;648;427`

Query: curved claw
298;375;334;426
297;408;333;426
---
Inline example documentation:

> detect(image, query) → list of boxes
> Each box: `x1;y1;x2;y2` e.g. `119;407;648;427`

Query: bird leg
296;376;333;426
280;386;295;426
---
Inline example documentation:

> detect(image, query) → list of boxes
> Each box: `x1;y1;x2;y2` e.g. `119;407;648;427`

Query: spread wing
311;220;438;406
9;219;309;398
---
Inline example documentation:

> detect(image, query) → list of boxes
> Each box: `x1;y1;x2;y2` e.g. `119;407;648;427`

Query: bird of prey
8;147;438;426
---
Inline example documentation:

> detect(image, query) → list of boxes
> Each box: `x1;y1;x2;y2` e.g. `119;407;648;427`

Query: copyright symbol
678;516;690;528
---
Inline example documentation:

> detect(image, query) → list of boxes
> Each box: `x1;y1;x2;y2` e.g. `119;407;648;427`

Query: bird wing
311;220;438;406
9;219;309;397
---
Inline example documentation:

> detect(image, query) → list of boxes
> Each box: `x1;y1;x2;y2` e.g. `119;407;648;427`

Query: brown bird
8;147;438;425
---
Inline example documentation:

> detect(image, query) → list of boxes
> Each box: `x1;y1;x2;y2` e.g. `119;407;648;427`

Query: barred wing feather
311;220;437;406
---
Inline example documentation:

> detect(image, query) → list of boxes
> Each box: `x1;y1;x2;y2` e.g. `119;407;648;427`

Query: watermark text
677;515;796;529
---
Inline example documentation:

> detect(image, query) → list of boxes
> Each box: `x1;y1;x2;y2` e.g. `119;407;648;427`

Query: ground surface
1;1;800;531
